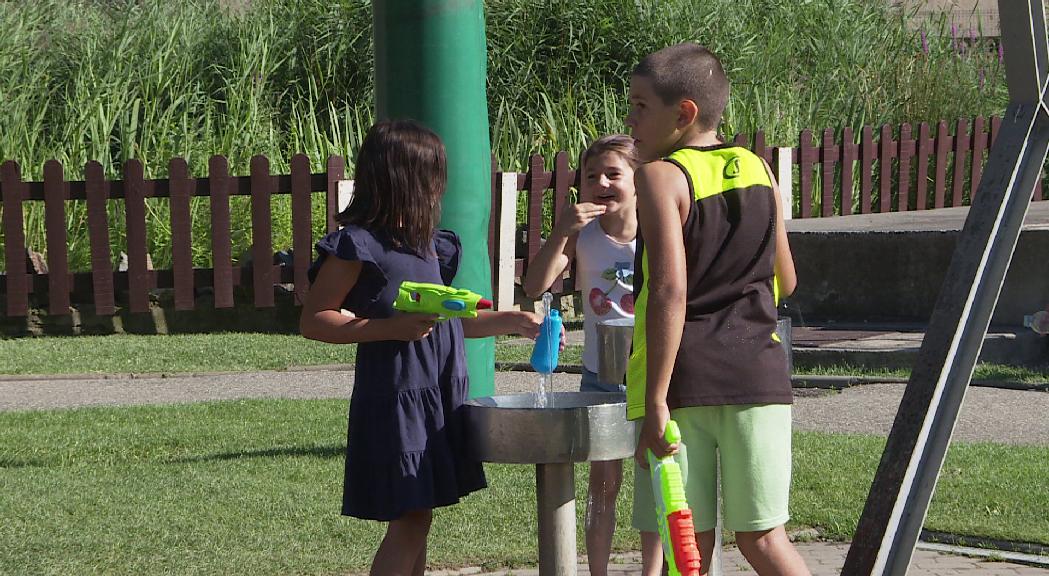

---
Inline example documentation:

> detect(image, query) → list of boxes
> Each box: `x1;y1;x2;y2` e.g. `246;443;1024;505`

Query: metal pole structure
373;0;496;397
536;463;578;576
842;1;1049;574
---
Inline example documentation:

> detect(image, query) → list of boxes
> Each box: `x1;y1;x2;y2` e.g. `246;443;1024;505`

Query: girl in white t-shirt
523;134;638;576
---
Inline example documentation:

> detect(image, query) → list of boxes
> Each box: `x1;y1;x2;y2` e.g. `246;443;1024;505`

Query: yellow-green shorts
631;404;792;533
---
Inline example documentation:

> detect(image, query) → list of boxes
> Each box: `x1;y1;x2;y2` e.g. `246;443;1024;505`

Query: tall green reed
0;0;1009;272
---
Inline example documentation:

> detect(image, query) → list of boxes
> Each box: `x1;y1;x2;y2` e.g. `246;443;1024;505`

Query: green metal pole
373;0;494;397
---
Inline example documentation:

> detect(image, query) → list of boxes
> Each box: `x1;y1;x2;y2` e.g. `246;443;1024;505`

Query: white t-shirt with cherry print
576;218;636;375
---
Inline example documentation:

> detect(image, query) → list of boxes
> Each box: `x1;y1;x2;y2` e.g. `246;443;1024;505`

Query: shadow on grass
169;443;345;463
0;456;49;469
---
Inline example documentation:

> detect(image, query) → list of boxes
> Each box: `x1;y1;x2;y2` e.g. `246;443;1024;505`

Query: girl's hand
384;313;439;341
553;202;606;237
516;312;568;351
511;311;543;339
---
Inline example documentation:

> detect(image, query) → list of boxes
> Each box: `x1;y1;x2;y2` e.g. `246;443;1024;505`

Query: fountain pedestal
465;392;635;576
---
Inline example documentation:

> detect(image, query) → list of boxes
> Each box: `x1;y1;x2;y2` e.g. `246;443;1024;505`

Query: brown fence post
43;160;71;315
934;120;950;209
951;118;970;207
551;151;572;294
169;158;195;311
841;127;855;216
291;154;313;304
754;131;771;164
878;124;896;213
798;129;815;218
970;116;987;201
898;124;915;212
860;125;874;214
2;161;29;317
250;155;274;308
916;122;932;210
208;156;234;309
525;154;546;275
821;128;838;217
85;161;115;315
124;159;151;314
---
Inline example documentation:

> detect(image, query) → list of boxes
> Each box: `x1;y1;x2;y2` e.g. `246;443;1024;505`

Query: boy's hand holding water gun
639;417;703;576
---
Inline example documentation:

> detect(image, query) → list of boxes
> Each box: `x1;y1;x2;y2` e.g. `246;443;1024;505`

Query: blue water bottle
530;308;562;374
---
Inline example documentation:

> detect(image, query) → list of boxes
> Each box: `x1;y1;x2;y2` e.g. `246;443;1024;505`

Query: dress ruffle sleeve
433;229;461;286
307;226;388;315
308;226;378;283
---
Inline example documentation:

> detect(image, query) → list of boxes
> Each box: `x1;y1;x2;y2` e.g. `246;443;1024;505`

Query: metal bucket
596;318;634;386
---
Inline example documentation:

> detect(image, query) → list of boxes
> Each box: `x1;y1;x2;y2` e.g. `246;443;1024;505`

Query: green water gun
649;419;702;576
393;281;493;320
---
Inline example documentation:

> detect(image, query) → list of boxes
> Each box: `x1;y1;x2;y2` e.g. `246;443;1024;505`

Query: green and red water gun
393;281;492;320
649;419;703;576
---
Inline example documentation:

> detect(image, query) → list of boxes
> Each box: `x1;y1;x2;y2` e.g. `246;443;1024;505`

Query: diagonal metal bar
842;3;1049;573
841;99;1049;575
1000;0;1049;105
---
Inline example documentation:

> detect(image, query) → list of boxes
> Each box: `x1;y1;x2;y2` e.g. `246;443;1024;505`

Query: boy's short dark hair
633;43;729;132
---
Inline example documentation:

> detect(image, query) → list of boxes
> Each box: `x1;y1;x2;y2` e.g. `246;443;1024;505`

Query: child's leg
735;526;810;576
633;446;665;576
640;530;664;576
584;459;624;576
369;508;432;576
411;545;427;576
718;404;809;576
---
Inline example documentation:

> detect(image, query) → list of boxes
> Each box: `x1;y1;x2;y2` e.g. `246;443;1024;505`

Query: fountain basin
464;392;635;464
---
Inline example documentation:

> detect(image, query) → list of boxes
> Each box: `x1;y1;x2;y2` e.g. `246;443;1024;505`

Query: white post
775;147;793;220
496;172;519;311
336;180;355;213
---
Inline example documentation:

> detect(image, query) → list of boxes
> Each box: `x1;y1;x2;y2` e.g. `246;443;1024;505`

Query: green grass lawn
1;333;1046;384
0;333;579;375
1;399;1046;575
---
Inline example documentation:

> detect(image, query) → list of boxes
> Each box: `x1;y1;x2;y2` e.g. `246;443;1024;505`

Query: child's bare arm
763;160;797;297
522;203;604;298
633;162;691;465
460;310;542;339
300;258;437;343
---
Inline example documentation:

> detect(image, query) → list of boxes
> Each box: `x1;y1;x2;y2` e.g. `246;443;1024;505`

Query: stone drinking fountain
465;392;634;576
463;317;636;576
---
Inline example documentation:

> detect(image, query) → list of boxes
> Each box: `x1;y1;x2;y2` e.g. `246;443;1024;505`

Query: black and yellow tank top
625;144;791;420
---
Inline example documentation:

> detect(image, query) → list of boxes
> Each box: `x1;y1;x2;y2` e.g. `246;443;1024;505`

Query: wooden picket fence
2;115;1046;320
0;155;345;318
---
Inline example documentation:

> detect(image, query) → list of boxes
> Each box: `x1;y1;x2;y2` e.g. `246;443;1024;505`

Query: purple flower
921;29;928;54
979;67;985;91
951;24;958;52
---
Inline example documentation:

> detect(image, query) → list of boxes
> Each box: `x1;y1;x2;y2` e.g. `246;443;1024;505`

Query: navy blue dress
308;225;486;521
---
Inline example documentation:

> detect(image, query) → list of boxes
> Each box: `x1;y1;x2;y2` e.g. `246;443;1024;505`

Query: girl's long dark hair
336;119;446;254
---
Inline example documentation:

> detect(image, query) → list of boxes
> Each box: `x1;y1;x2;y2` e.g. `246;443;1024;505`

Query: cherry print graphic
589;287;612;315
619;293;634;314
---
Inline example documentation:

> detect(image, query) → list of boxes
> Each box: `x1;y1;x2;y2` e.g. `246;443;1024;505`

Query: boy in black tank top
624;43;809;576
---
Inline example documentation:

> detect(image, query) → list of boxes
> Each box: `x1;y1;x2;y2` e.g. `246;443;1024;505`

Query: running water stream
534;292;554;408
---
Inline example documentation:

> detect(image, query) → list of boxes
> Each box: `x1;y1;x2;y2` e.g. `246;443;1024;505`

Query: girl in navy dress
300;119;544;576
